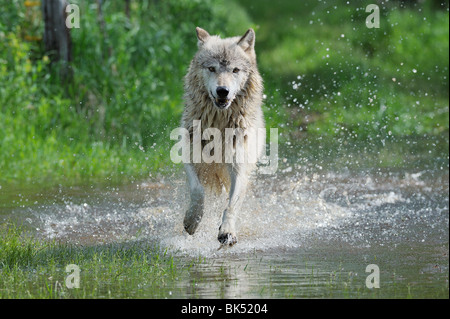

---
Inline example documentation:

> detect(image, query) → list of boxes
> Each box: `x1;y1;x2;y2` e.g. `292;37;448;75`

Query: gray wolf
181;27;265;246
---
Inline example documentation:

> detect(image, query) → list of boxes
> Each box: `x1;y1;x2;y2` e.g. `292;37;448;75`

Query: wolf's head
193;27;257;110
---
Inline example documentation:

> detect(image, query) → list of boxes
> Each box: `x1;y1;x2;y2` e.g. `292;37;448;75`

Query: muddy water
0;138;448;298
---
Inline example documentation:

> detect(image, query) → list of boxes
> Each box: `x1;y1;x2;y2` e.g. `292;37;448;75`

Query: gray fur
182;27;265;246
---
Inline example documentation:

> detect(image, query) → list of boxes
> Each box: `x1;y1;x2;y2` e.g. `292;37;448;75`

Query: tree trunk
42;0;72;79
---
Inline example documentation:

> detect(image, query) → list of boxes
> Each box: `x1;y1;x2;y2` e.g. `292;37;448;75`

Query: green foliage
0;0;251;185
0;0;448;185
240;0;449;139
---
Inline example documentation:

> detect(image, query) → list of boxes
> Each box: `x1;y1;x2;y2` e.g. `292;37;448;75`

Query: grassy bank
0;0;448;186
0;223;200;298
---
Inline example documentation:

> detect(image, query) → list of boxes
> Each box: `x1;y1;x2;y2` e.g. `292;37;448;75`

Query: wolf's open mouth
214;98;230;109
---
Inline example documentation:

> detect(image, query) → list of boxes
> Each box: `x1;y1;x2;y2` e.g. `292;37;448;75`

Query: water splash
21;167;447;258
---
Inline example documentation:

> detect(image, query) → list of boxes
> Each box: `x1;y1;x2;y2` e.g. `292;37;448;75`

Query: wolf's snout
216;86;229;98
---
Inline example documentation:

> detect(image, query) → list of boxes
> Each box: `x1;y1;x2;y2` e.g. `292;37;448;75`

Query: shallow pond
1;137;448;298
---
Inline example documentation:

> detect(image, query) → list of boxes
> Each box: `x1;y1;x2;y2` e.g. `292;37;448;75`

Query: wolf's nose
216;86;229;98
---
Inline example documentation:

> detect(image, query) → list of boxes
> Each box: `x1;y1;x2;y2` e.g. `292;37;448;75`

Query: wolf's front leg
218;164;248;246
184;163;205;235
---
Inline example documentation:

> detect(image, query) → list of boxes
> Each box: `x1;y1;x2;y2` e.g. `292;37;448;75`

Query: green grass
0;223;197;298
240;0;449;139
0;0;448;185
0;0;252;186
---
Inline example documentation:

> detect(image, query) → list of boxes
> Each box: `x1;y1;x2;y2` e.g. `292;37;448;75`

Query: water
0;137;448;298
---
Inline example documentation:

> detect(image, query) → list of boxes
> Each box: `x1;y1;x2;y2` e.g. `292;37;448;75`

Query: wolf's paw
218;218;237;246
183;210;202;235
218;224;237;246
218;232;237;246
184;220;197;235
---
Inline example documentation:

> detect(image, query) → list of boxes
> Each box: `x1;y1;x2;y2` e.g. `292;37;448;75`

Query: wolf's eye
208;67;215;72
233;68;240;73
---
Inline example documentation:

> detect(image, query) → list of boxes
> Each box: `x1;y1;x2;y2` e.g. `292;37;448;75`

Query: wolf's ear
196;27;210;47
237;28;255;53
